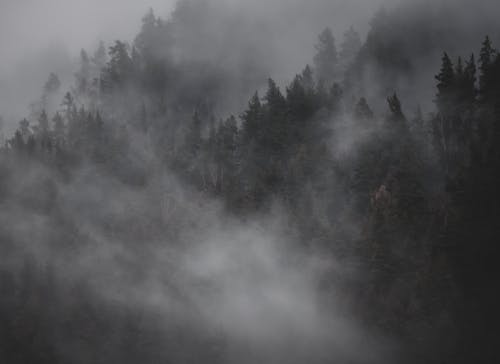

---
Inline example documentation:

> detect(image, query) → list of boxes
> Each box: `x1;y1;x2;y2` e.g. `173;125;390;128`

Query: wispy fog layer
0;0;386;130
0;155;393;363
2;0;499;131
1;0;499;363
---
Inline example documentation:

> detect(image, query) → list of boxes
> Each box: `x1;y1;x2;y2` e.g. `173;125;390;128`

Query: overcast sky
0;0;176;72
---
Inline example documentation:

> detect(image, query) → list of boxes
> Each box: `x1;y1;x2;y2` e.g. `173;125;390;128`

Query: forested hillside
0;1;499;363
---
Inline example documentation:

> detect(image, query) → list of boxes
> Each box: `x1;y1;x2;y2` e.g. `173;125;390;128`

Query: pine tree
241;92;262;143
75;49;91;98
52;112;65;140
354;97;374;120
387;93;405;122
44;73;61;95
435;52;455;115
92;41;107;71
101;41;134;92
264;78;286;110
300;65;315;90
340;26;362;68
314;28;338;86
37;110;50;134
263;78;287;155
41;73;61;112
61;92;75;120
286;75;314;123
479;36;496;101
463;54;477;106
135;8;158;59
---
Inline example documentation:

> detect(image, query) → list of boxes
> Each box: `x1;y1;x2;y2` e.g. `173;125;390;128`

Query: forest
0;0;499;363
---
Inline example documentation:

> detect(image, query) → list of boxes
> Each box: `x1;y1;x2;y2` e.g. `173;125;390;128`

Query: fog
1;0;499;363
0;0;389;132
0;0;175;130
2;0;499;132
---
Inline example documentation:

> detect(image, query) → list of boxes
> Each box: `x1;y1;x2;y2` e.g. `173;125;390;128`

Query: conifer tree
37;110;50;134
52;112;65;141
241;92;262;143
354;97;374;120
314;28;338;86
75;49;91;98
435;52;455;115
340;26;362;68
479;36;495;101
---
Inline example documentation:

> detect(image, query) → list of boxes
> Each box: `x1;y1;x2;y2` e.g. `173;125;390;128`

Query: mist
0;0;387;131
1;0;500;363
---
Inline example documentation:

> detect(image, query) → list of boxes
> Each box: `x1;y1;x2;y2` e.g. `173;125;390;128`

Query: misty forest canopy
0;1;499;363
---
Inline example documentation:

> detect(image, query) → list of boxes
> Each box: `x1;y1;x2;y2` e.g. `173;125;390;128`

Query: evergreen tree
314;28;338;86
217;115;238;196
134;9;170;96
101;41;134;92
61;92;75;121
75;49;91;98
462;54;478;106
479;36;496;101
340;26;362;68
435;52;455;115
92;41;107;71
37;110;50;134
241;92;262;143
135;8;159;59
300;65;315;90
354;97;374;120
44;73;61;95
40;73;61;112
387;93;405;122
286;75;315;125
52;112;65;141
263;78;287;156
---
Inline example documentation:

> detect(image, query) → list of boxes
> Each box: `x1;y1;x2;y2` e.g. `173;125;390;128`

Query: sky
0;0;176;71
